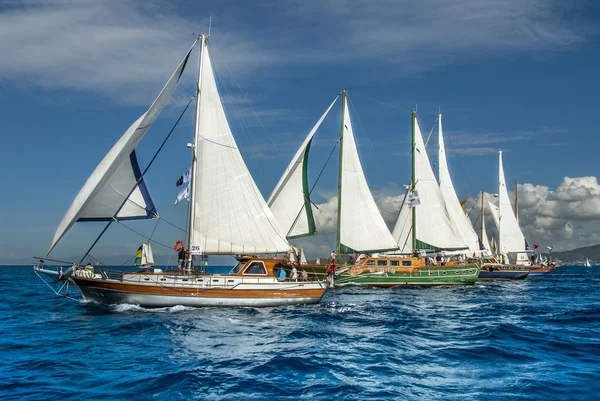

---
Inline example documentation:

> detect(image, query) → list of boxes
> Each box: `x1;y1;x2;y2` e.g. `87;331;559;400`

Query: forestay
338;101;398;253
46;41;195;256
438;114;481;253
268;96;338;239
189;39;290;255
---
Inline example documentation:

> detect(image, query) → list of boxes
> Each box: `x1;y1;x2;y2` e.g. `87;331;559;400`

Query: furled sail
438;114;481;253
391;114;466;251
189;38;290;255
338;97;398;253
497;151;527;254
46;41;195;256
268;96;338;239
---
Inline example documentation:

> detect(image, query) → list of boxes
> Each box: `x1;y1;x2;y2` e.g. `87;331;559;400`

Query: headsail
497;151;527;255
189;38;290;255
268;96;338;239
338;94;398;253
438;114;480;252
46;40;196;256
480;201;493;255
391;114;466;251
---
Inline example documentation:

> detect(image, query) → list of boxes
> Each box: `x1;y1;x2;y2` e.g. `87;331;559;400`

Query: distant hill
551;244;600;265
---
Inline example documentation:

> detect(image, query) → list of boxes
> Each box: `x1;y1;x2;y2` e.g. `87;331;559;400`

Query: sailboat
472;192;528;280
34;34;328;307
135;244;155;268
270;98;480;286
487;151;555;276
584;258;592;267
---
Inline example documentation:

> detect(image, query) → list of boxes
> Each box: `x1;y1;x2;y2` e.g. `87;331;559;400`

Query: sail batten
338;97;398;253
189;38;290;255
268;96;338;239
46;41;196;257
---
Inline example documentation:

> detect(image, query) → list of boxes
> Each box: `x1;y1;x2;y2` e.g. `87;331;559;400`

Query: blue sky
1;0;599;264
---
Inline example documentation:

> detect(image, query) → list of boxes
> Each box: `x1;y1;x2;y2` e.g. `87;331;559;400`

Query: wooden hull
70;270;327;307
335;265;481;287
526;266;556;276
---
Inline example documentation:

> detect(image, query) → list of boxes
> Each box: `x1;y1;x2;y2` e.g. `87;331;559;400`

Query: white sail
46;41;195;256
189;39;290;255
300;248;308;264
438;114;481;253
391;114;466;251
135;243;155;267
338;98;398;253
480;208;492;256
268;96;338;238
498;151;527;254
391;191;413;253
585;258;592;267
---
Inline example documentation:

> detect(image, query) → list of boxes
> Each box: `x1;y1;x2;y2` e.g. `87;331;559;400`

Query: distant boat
487;151;556;276
584;258;592;267
134;244;154;268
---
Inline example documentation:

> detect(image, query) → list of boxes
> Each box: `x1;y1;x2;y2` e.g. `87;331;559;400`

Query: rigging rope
78;94;196;264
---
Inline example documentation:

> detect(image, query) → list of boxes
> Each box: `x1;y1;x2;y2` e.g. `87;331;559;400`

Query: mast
498;150;502;263
515;179;519;222
336;89;347;263
187;34;206;268
411;110;417;252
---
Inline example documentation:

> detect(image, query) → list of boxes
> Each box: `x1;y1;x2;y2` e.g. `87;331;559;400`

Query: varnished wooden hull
70;275;327;307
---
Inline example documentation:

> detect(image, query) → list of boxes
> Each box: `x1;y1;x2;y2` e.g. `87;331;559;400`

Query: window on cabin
402;260;412;266
365;260;375;266
243;261;267;275
377;260;387;266
390;260;400;266
229;262;245;274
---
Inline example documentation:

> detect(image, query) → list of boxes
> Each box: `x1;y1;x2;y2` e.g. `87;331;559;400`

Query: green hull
335;265;481;287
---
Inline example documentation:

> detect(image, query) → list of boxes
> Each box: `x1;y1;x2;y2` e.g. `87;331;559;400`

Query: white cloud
0;0;592;104
298;175;600;258
0;0;281;104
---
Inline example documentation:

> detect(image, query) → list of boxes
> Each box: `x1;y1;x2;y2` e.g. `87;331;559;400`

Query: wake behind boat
35;34;328;307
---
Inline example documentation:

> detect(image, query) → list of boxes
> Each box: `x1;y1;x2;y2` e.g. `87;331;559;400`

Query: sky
1;0;599;265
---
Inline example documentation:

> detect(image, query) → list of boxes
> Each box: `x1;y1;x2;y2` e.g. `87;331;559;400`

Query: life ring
174;240;185;252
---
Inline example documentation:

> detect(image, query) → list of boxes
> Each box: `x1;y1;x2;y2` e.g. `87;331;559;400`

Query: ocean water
0;265;598;400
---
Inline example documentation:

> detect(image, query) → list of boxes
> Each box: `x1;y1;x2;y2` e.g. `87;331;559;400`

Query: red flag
533;244;539;249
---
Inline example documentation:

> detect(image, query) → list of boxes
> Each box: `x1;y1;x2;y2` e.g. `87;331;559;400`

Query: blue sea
1;265;598;400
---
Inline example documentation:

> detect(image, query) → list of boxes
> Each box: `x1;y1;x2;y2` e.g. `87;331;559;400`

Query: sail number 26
190;245;203;255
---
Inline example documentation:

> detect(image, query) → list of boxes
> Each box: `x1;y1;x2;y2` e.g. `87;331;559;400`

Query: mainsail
337;93;398;253
268;96;338;239
438;114;481;253
188;37;290;255
391;113;466;252
46;41;195;256
497;151;527;255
